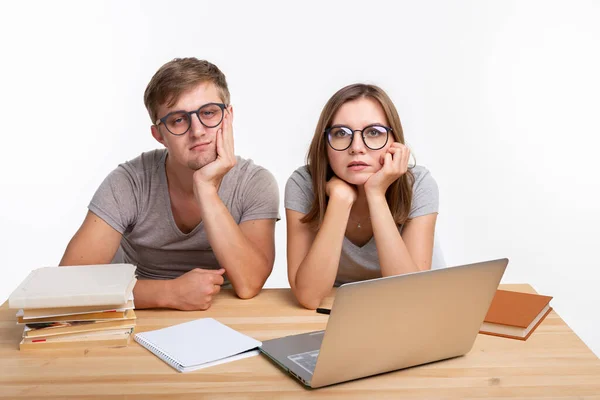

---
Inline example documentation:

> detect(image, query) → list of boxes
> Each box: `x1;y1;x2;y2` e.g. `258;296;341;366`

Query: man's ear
151;125;167;147
226;105;234;122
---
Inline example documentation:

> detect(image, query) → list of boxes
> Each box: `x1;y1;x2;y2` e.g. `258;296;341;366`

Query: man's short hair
144;58;230;123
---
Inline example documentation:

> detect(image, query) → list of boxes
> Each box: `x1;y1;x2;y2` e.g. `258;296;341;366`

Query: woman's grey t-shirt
284;166;438;285
89;149;280;281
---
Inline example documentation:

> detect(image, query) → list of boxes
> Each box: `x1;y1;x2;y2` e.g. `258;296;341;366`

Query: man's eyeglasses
155;103;227;136
325;124;392;151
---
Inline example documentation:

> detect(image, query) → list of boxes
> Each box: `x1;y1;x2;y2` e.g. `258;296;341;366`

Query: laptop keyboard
288;350;320;375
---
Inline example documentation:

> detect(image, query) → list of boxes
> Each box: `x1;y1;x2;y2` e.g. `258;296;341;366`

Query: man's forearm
133;279;173;309
196;188;271;299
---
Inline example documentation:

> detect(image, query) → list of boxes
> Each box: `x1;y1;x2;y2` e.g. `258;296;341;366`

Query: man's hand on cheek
193;111;236;197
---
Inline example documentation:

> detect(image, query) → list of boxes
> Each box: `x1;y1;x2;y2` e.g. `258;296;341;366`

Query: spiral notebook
134;318;261;372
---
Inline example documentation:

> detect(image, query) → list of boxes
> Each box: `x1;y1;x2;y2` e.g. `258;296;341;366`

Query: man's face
152;82;225;171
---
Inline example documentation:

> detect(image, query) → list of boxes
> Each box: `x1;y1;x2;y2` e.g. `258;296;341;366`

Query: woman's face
326;97;393;186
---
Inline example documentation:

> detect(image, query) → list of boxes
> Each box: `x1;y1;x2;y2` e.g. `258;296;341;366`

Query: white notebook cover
134;318;261;372
8;264;137;309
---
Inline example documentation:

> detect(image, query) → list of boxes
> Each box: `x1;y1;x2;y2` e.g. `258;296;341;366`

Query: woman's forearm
293;196;353;309
367;193;420;276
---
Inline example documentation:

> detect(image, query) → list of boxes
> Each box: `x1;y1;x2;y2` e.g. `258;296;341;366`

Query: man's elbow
234;276;267;300
235;284;262;300
232;256;273;299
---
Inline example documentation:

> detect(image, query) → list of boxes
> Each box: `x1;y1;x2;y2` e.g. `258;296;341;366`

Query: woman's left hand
364;142;410;197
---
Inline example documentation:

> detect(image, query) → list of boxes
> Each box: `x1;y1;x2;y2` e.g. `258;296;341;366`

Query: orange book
479;290;552;340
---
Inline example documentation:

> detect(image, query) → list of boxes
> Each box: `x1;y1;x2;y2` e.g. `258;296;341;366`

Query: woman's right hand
326;176;358;205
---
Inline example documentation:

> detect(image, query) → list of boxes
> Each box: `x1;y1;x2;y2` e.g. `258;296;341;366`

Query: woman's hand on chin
326;176;358;205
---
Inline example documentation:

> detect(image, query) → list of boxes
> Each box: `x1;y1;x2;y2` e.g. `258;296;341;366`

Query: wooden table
1;284;599;399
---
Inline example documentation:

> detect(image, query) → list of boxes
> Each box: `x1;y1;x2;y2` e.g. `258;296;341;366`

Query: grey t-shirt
284;165;438;285
89;149;280;281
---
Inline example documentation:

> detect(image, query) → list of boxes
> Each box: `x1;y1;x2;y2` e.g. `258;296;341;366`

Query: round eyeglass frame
324;124;392;151
155;102;227;136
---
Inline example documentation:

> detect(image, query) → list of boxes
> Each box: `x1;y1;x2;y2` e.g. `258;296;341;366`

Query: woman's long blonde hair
302;83;415;228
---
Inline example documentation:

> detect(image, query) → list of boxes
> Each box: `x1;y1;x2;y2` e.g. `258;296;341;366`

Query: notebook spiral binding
134;334;184;372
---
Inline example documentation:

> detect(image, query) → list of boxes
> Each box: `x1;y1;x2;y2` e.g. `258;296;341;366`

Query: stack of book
8;264;137;350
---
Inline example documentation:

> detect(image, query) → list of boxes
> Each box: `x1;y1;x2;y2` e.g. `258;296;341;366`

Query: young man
60;58;280;310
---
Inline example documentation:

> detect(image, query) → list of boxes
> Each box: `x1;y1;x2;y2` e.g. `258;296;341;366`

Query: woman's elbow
298;297;321;310
292;286;322;310
289;268;325;309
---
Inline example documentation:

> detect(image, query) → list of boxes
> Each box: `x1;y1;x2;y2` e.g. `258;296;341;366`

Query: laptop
259;258;508;388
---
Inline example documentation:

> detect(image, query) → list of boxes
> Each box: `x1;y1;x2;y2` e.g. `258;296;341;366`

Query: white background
0;1;598;356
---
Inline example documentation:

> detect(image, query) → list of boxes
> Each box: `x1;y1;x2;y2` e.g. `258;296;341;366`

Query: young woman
285;83;439;309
